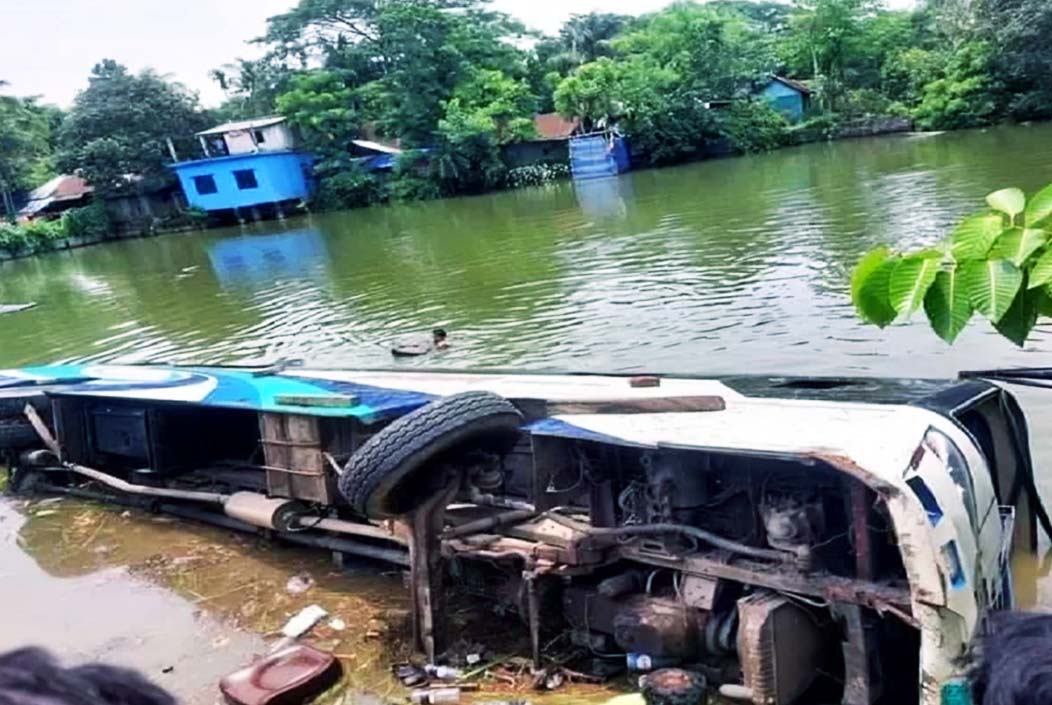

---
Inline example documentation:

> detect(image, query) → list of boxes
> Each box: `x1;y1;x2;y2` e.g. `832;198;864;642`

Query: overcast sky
0;0;916;109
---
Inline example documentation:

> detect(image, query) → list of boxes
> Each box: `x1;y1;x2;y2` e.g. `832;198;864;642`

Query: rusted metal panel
407;481;460;663
260;413;335;503
835;603;885;705
680;575;720;610
737;592;826;705
545;396;726;415
851;481;876;581
620;545;915;621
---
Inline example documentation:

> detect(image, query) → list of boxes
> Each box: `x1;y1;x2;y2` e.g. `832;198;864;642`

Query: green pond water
4;124;1052;375
5;125;1052;693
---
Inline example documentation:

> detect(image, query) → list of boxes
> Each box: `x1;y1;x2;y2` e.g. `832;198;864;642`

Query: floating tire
0;418;40;451
641;669;709;705
339;391;523;519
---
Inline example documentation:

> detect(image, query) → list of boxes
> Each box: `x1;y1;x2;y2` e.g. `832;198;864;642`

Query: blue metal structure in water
170;151;314;213
169;117;315;215
569;134;630;180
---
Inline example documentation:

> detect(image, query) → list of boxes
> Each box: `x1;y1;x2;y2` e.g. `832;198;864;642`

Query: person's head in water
432;328;449;349
0;647;177;705
972;611;1052;705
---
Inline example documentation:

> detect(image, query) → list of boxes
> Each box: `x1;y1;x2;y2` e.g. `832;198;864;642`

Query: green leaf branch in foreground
851;184;1052;345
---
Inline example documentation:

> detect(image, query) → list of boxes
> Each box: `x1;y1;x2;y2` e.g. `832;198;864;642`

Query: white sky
0;0;916;109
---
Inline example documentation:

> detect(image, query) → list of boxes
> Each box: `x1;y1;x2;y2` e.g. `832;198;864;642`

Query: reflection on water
207;229;330;289
574;176;635;221
2;496;616;704
2;497;412;703
0;500;264;705
4;124;1052;375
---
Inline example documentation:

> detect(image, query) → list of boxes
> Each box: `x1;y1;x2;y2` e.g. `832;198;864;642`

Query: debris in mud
220;643;342;705
424;664;463;680
394;663;428;687
281;604;328;638
409;687;461;703
329;617;346;631
286;572;315;595
530;667;566;692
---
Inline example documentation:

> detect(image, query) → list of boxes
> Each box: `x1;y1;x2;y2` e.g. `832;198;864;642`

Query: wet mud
1;495;622;704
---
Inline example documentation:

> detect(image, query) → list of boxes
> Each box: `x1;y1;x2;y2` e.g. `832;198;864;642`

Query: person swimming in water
391;328;450;356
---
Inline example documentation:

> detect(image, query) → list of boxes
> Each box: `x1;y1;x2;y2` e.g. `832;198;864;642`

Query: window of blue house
193;175;217;195
234;169;259;190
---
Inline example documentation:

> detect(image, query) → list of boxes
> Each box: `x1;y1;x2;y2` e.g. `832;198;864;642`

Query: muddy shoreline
0;495;620;704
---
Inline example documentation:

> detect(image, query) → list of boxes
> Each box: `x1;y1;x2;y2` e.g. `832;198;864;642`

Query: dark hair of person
432;328;447;340
0;648;176;705
972;611;1052;705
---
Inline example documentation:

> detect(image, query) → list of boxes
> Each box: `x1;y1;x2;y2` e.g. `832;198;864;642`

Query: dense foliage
0;203;112;254
851;185;1052;346
5;0;1052;223
56;61;207;195
0;90;61;219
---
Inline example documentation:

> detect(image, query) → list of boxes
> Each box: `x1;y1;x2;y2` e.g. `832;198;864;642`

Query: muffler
223;491;307;531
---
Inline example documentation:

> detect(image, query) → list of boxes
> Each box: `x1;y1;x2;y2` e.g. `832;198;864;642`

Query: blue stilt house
170;117;314;217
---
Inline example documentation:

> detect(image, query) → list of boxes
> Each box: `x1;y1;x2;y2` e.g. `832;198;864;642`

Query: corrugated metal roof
18;175;93;217
769;75;811;96
533;113;579;140
196;116;286;136
351;139;403;155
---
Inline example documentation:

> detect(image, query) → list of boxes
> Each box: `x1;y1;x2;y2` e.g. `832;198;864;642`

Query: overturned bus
0;364;1042;705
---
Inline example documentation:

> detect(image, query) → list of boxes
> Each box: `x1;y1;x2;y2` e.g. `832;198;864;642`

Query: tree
975;0;1052;120
56;60;206;194
210;58;295;120
912;41;1000;130
0;94;59;219
535;12;631;75
259;0;528;147
425;68;537;195
276;69;358;163
881;47;943;105
612;3;775;100
782;0;877;111
442;69;536;145
553;3;779;165
851;185;1052;346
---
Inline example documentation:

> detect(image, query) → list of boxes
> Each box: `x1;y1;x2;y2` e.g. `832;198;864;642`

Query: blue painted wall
761;80;807;121
170;151;314;212
569;135;630;180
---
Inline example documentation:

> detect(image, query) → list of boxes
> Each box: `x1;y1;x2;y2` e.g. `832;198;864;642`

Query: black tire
641;669;708;705
339;391;523;518
0;418;40;451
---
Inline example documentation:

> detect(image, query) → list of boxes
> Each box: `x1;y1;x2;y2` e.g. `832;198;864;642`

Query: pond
3;124;1052;698
3;124;1052;375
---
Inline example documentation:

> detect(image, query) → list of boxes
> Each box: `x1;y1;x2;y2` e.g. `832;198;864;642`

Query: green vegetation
0;203;111;255
851;185;1052;346
56;60;207;196
0;86;61;219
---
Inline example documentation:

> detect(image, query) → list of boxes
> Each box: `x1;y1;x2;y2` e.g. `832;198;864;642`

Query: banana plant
851;185;1052;346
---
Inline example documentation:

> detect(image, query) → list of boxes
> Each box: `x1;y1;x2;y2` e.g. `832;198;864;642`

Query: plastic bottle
409;687;461;704
424;665;463;680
